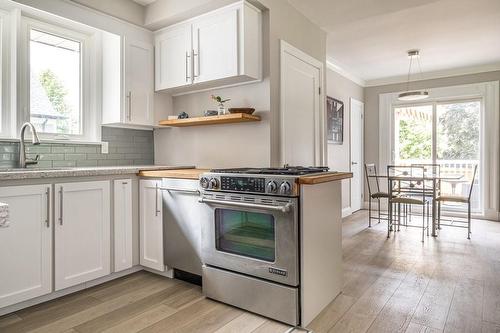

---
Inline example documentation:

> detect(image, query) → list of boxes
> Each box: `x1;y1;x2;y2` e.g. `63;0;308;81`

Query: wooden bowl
228;108;255;115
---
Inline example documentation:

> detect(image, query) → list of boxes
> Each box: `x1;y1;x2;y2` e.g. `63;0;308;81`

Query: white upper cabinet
154;1;261;93
155;23;192;91
192;7;239;84
0;185;52;308
54;181;111;291
102;34;155;128
125;40;154;126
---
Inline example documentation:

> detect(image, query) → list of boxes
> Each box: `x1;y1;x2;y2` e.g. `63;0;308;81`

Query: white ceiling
288;0;500;84
132;0;157;5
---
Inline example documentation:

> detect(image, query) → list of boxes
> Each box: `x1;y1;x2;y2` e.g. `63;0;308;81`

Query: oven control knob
266;181;278;193
279;181;291;195
209;178;219;189
200;177;209;189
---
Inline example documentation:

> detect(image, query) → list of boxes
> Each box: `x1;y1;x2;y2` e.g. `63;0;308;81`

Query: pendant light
398;50;429;101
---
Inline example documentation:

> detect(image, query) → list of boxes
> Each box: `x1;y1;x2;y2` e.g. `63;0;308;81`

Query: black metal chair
365;163;393;227
437;164;478;239
387;165;430;242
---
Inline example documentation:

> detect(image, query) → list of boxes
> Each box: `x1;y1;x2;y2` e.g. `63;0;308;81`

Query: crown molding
365;62;500;87
326;57;366;87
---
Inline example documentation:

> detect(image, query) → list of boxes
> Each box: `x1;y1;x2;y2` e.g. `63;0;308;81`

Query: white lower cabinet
0;185;52;308
54;181;111;290
114;179;133;272
139;179;164;271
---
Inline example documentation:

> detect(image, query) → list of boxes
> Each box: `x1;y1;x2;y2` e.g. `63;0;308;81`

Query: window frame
20;16;96;142
0;9;12;138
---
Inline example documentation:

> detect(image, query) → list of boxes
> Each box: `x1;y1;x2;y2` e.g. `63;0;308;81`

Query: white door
114;179;133;272
280;40;324;166
125;40;154;126
155;23;192;90
55;181;110;290
192;7;238;84
350;98;364;212
0;185;52;308
139;179;164;272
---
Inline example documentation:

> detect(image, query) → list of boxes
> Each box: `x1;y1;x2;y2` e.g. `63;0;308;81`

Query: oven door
200;192;299;286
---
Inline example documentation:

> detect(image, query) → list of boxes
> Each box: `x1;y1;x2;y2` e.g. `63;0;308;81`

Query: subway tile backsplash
0;127;154;169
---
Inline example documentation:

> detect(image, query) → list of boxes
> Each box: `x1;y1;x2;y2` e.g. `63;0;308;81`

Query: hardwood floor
1;210;500;333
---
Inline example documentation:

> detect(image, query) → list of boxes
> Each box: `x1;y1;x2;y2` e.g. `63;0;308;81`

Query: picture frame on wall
327;96;344;144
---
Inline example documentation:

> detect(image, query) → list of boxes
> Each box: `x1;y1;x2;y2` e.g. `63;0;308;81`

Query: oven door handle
199;198;292;213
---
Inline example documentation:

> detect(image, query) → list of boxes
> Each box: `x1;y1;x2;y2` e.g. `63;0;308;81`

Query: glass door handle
199;198;292;213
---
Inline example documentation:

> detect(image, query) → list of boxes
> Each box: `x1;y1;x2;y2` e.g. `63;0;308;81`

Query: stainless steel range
198;166;329;326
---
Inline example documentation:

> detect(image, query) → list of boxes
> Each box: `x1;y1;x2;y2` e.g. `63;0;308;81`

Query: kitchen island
299;171;352;326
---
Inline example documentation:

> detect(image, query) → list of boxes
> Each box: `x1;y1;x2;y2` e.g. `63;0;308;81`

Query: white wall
71;0;145;26
326;68;364;210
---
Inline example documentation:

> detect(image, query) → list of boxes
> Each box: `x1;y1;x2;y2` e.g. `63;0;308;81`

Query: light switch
101;142;109;154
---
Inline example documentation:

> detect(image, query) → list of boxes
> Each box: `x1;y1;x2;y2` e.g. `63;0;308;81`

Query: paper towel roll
0;202;9;228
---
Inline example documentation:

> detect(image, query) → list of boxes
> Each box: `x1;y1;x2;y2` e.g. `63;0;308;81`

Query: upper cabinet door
54;181;111;291
192;8;239;84
0;185;52;308
125;40;154;126
155;23;192;91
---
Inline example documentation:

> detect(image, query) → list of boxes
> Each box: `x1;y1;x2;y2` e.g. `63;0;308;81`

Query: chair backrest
468;164;478;200
364;163;381;195
387;165;426;200
412;163;440;177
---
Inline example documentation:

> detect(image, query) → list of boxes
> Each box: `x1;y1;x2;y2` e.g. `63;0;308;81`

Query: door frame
350;98;364;213
279;40;325;166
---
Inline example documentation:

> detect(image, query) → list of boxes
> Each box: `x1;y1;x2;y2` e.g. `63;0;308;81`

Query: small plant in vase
211;95;230;115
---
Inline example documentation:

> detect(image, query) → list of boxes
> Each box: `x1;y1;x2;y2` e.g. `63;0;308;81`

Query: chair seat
436;195;469;203
391;196;426;205
371;192;397;199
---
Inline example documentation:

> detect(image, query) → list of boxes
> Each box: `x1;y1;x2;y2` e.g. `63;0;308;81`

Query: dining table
369;172;465;237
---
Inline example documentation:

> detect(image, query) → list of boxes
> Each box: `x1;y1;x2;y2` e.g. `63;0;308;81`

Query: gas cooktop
210;166;330;176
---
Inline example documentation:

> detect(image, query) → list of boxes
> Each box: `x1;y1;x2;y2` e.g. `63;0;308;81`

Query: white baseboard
342;207;353;218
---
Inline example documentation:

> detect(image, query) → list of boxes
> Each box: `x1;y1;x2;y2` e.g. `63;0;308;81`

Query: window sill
0;138;105;146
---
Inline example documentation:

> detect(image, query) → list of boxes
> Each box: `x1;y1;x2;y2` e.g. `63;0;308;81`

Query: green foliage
39;69;70;132
398;119;432;160
437;102;479;160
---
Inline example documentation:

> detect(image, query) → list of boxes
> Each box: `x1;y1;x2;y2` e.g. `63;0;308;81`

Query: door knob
351;162;358;165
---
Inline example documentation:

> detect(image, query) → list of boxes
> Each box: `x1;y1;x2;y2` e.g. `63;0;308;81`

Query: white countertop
0;165;195;180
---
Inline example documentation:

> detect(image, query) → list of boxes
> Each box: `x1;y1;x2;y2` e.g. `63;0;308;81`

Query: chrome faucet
19;122;41;168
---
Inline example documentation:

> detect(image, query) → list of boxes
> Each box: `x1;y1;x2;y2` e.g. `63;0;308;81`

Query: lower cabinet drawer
202;265;299;326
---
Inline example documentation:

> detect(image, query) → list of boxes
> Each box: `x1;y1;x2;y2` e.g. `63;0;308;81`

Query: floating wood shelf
158;113;261;127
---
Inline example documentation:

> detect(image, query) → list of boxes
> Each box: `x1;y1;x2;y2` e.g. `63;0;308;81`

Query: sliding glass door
393;100;481;212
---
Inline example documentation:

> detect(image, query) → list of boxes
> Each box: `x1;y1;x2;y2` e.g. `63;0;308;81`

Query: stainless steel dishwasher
161;178;209;276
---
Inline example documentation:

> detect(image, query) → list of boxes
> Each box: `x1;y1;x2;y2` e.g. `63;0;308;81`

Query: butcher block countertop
138;168;209;179
298;171;353;185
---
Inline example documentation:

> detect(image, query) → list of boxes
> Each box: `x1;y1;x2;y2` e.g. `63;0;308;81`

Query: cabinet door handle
126;91;132;121
45;187;50;228
59;187;63;225
185;52;191;82
193;49;199;78
155;183;160;217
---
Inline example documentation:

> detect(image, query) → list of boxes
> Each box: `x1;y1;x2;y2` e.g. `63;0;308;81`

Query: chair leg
468;202;471;239
377;199;381;224
397;203;401;232
368;198;372;227
387;202;392;238
422;203;425;242
426;202;430;237
437;201;441;230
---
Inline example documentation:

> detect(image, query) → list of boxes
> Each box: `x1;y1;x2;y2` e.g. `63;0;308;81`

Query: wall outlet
101;142;109;154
